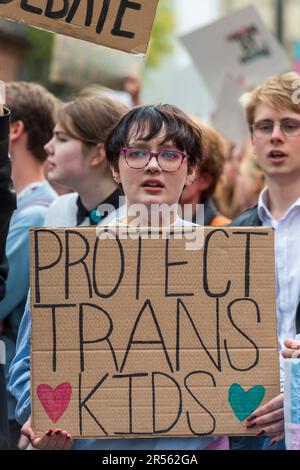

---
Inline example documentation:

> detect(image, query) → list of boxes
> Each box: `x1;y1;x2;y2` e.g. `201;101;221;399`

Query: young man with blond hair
231;72;300;450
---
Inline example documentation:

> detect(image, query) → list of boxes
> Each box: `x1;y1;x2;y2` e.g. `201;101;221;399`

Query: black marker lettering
185;371;216;435
66;0;93;26
93;230;124;298
45;0;69;19
65;230;92;300
79;303;118;373
203;229;231;298
224;298;260;371
120;299;174;373
152;372;182;434
176;298;221;372
135;235;142;300
34;230;63;303
165;238;194;297
78;372;109;436
111;0;141;38
233;231;269;297
21;0;42;14
34;303;76;372
96;0;110;33
113;373;148;435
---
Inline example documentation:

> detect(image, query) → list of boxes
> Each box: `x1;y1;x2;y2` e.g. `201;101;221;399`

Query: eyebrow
254;119;273;123
255;118;300;123
130;140;176;148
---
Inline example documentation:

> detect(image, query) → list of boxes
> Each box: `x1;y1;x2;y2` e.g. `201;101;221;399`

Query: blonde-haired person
230;72;300;450
180;120;231;226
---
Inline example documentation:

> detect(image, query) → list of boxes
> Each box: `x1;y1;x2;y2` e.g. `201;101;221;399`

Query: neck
124;203;179;227
78;174;118;211
181;192;202;220
12;152;45;195
266;174;300;220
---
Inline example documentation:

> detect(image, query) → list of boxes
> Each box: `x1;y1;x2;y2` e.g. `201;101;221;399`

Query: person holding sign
231;72;300;450
10;103;229;450
8;91;128;450
0;84;17;450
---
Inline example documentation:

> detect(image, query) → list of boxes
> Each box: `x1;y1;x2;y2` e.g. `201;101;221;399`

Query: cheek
118;161;136;186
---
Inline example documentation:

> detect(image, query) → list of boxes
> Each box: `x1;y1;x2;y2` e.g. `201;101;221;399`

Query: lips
142;179;165;188
47;160;56;169
267;150;288;164
268;150;288;159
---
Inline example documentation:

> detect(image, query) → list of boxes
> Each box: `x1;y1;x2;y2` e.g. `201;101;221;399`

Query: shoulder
230;205;260;227
44;193;78;227
12;202;49;228
47;193;78;210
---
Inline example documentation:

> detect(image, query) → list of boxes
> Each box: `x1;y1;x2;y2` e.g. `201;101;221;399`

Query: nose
44;137;54;156
145;153;161;173
270;122;284;143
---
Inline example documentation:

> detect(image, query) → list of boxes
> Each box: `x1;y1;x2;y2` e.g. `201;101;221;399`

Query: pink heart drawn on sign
37;382;72;423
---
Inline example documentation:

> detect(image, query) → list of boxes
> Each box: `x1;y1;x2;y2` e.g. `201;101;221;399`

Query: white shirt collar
258;186;300;224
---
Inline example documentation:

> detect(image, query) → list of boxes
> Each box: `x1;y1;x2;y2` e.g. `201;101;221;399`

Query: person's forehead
254;103;300;121
54;123;65;132
128;124;173;144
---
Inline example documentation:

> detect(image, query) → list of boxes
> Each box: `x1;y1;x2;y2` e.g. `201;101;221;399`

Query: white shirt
44;193;90;227
258;187;300;351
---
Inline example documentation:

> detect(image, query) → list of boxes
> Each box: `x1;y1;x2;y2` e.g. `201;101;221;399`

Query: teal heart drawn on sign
228;383;265;422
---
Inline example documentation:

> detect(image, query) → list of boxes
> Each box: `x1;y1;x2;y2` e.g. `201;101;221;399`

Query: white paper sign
181;5;291;100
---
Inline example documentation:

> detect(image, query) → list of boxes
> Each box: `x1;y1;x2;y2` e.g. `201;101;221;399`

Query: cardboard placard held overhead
0;0;159;55
181;5;291;101
30;227;280;438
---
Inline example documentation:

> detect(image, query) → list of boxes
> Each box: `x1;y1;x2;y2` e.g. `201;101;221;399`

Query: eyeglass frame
121;146;190;172
250;118;300;139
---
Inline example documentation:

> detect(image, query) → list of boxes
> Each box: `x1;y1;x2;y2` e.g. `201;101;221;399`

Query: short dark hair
6;81;60;163
105;104;205;171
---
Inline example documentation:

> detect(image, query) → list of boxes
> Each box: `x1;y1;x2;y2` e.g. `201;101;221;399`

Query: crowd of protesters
0;71;300;451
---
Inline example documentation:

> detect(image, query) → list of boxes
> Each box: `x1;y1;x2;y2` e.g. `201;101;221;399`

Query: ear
185;167;196;187
90;143;106;168
110;164;121;184
10;120;25;143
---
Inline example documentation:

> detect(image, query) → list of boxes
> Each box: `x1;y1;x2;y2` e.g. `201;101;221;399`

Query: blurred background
0;0;299;119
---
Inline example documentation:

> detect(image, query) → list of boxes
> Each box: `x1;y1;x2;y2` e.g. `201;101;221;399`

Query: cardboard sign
50;34;143;89
0;0;159;55
181;5;291;100
30;226;280;438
